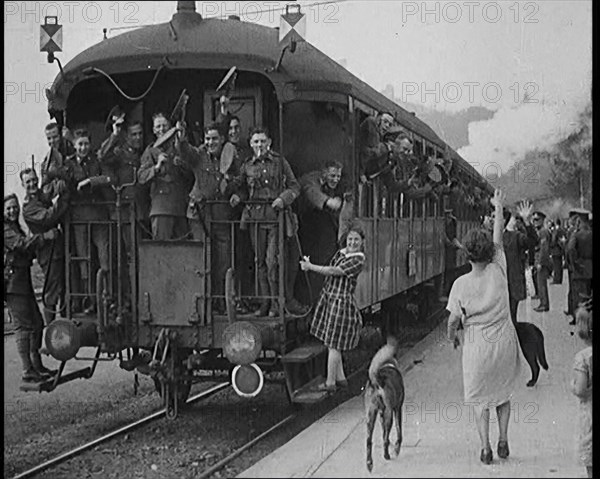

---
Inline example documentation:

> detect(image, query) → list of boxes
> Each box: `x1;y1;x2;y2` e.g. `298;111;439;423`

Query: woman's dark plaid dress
310;249;365;351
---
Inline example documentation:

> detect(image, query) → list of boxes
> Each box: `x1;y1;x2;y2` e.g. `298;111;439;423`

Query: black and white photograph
4;1;592;477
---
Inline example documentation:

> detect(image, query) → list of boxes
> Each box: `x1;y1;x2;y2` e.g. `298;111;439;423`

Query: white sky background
4;0;592;197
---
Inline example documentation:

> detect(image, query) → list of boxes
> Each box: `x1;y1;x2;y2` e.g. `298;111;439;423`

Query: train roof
49;2;445;142
47;1;488;186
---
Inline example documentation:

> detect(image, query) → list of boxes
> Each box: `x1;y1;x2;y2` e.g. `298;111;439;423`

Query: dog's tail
369;343;397;389
536;328;549;370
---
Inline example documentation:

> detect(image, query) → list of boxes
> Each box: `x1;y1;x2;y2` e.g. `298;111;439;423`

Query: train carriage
36;1;492;417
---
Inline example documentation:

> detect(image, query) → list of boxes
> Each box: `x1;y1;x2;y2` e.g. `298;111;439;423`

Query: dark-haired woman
300;227;366;393
447;188;524;464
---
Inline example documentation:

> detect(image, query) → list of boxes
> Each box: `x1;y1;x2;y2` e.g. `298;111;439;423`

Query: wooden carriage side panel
354;218;375;310
395;218;411;292
375;219;395;302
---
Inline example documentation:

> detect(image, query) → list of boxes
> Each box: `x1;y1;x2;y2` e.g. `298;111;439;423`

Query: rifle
153;89;190;149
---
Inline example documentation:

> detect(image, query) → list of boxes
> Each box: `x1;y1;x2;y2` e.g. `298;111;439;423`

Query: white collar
340;248;365;260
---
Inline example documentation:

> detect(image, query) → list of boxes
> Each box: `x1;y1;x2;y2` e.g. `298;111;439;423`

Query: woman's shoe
497;440;509;459
480;448;493;465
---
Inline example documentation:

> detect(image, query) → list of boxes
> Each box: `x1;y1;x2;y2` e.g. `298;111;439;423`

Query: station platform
239;282;588;478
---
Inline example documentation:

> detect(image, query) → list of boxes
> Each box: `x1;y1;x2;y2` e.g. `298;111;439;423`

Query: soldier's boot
15;331;43;383
30;330;56;377
254;275;271;317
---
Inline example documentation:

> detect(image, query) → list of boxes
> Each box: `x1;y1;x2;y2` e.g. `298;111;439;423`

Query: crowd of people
3;96;359;383
447;189;592;475
3;103;593;475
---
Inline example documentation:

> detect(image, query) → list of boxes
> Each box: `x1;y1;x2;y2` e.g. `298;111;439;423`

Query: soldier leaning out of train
20;168;71;326
359;111;395;181
297;160;352;307
64;130;112;314
229;127;302;318
138;112;190;240
4;193;58;383
41;122;75;198
175;121;243;314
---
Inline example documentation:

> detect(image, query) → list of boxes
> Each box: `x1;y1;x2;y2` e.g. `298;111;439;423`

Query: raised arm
491;188;505;247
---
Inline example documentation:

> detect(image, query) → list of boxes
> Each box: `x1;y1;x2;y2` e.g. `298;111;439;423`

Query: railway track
8;304;448;479
10;382;229;479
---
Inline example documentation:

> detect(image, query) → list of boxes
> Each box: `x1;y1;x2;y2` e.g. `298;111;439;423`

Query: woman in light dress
447;188;525;464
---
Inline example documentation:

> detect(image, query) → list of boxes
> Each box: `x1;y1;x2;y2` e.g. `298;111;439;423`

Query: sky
4;0;592;197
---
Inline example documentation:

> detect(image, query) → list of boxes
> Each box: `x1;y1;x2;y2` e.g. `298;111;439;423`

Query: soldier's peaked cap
532;211;546;219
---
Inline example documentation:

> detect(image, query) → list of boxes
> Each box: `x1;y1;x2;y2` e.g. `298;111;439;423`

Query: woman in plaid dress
300;227;366;392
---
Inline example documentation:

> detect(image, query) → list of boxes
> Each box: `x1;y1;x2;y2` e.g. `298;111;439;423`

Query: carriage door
203;87;263;139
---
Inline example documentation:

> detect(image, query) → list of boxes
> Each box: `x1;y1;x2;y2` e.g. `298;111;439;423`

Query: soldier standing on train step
565;208;592;326
230;127;301;317
21;168;70;326
532;210;552;312
41;122;75;198
138;113;190;240
98;109;148;303
65;130;112;314
4;193;58;383
215;96;253;312
176;121;241;314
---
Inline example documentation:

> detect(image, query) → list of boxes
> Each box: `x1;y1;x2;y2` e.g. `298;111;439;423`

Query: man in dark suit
503;201;538;323
532;210;552;312
549;218;566;284
563;212;579;320
565;208;592;325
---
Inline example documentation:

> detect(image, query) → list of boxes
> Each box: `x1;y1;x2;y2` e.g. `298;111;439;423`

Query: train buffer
282;341;328;404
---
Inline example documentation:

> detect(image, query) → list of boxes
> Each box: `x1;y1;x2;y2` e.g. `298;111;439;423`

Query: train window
425;144;435;160
414;139;424;157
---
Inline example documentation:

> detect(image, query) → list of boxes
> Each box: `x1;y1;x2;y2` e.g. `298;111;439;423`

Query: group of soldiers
358;111;492;218
5;95;357;335
475;201;593;325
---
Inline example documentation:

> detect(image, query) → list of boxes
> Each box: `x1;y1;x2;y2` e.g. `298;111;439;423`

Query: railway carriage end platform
239;282;588;478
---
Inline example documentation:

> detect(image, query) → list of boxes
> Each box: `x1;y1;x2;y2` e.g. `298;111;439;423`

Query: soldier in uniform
230;127;301;317
298;160;351;305
138;112;190;240
41;122;75;198
564;211;579;320
550;218;566;284
215;97;254;312
565;208;592;325
98;110;148;303
4;193;57;382
532;210;552;312
359;112;395;179
64;130;112;314
176;122;241;313
20;168;70;326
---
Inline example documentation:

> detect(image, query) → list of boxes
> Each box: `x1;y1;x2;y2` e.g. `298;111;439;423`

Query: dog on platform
364;336;405;472
515;322;549;387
